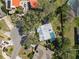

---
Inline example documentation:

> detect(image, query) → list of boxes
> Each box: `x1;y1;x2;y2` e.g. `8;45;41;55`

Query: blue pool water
50;32;55;42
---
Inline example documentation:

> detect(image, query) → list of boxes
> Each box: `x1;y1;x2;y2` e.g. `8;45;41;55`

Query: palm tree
55;0;70;45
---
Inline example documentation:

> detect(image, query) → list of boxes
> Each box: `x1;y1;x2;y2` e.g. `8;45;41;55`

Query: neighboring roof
68;0;79;16
12;0;20;7
29;0;38;8
33;45;53;59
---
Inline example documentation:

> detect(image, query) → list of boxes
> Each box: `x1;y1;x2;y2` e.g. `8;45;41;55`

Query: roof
37;23;55;41
29;0;38;8
12;0;20;7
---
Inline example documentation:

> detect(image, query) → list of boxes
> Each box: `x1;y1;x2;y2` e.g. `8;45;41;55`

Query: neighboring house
33;45;53;59
29;0;39;8
5;0;20;10
68;0;79;16
5;0;39;10
37;23;56;42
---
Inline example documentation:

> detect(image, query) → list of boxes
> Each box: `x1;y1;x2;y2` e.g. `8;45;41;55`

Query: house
37;23;56;42
5;0;39;10
5;0;20;10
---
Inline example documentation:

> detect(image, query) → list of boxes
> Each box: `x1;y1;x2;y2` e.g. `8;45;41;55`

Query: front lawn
0;20;10;31
0;50;4;59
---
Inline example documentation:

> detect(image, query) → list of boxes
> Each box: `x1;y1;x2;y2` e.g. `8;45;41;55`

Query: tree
55;0;70;46
1;6;8;14
15;7;23;14
75;17;79;27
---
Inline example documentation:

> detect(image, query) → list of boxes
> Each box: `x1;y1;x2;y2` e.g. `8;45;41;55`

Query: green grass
50;8;76;59
64;19;75;47
0;50;4;59
0;0;3;7
6;46;14;57
0;20;10;31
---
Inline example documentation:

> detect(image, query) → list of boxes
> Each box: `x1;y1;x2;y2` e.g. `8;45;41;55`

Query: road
11;27;22;59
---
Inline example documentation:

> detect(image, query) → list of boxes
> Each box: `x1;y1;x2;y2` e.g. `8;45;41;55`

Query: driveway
11;27;22;59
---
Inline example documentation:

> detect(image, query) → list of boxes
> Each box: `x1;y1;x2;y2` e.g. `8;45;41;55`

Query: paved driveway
11;28;22;59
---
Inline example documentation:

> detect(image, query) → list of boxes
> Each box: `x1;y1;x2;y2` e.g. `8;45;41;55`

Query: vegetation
56;38;62;48
0;50;4;59
15;7;23;14
0;20;10;31
6;46;14;56
6;0;77;59
19;48;29;59
17;0;66;49
27;52;34;59
51;0;77;59
75;17;79;27
50;43;55;49
1;6;8;14
0;0;8;14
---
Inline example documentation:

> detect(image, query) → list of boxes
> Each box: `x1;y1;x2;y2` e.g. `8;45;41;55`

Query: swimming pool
50;32;55;42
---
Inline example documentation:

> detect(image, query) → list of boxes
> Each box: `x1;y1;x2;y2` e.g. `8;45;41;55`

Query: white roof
37;23;54;41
